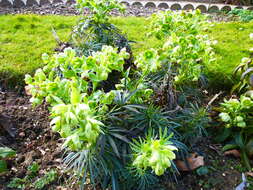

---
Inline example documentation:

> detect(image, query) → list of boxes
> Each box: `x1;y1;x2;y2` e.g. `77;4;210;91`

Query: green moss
0;15;252;89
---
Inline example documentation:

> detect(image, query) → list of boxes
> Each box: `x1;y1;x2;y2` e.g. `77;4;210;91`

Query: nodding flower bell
131;131;178;176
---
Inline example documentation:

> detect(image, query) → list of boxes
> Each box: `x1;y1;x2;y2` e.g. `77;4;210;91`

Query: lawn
0;15;76;86
206;21;253;88
0;14;253;88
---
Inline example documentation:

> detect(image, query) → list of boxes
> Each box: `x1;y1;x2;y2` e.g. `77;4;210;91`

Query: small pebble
19;132;25;137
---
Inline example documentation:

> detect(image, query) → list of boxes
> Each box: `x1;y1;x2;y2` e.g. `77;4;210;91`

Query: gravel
0;3;166;16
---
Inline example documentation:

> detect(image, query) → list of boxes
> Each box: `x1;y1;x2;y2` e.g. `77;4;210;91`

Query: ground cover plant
2;3;253;190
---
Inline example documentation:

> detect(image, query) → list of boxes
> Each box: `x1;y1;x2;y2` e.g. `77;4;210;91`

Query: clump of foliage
141;10;213;151
229;9;253;22
62;103;185;190
0;147;16;173
149;9;207;39
34;169;57;189
25;43;181;189
72;0;131;56
218;34;253;170
8;162;57;190
135;10;215;118
219;96;251;128
131;129;177;176
218;95;253;170
138;10;216;88
175;103;209;146
25;46;130;150
232;33;253;95
26;45;184;189
25;7;215;190
8;162;40;189
232;57;253;94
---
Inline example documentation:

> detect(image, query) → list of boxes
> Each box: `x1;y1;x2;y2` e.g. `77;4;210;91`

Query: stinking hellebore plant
72;0;129;56
25;46;129;151
219;95;253;128
137;10;216;87
219;95;253;170
131;129;178;176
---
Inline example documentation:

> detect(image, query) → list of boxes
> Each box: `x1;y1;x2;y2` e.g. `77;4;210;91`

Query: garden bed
1;3;253;190
0;89;246;189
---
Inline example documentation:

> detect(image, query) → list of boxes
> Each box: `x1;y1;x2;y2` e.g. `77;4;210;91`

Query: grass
0;15;76;86
110;17;162;56
0;14;253;88
205;21;253;88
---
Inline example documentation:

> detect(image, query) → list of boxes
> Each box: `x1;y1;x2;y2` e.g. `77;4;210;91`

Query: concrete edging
0;0;252;12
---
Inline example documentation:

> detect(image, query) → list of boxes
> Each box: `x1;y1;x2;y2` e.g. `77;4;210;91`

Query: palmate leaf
124;166;159;190
63;149;104;190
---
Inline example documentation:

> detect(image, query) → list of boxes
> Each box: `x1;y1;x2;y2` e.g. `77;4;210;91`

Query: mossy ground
0;14;253;88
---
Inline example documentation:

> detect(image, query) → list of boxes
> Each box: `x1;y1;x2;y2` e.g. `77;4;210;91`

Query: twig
206;91;223;109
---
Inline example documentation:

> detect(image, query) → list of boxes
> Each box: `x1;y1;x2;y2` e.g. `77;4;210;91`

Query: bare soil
0;90;69;190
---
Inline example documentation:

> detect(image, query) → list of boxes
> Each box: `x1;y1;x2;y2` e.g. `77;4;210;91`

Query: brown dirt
172;138;243;190
0;90;70;190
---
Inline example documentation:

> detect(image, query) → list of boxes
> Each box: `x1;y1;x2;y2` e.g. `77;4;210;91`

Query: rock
19;132;25;137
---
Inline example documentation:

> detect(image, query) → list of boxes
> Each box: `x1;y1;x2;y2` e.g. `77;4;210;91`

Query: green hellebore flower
241;96;252;108
219;112;231;122
235;116;244;122
237;121;246;128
